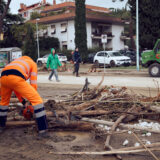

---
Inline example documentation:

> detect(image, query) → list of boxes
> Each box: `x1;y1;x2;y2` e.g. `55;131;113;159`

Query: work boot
37;131;50;140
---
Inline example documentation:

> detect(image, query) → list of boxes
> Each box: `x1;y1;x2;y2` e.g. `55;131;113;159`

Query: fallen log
50;148;160;155
6;120;94;131
7;110;111;122
68;100;98;112
49;121;94;131
6;121;35;126
72;110;112;117
81;118;160;134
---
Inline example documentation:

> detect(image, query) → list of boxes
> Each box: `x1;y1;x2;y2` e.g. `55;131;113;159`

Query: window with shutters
51;25;56;34
61;23;67;33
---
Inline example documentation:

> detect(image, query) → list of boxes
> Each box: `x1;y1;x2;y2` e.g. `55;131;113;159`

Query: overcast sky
9;0;128;14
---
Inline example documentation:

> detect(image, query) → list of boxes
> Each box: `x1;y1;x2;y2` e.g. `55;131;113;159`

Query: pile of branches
45;76;160;123
44;76;160;159
6;76;160;159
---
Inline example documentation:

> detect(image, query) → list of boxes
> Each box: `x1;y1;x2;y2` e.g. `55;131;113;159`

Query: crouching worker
0;56;48;137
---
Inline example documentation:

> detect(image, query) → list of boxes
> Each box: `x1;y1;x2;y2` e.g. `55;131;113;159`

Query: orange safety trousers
0;75;43;106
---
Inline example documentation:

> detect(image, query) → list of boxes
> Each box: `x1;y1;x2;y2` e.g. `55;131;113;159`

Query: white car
37;53;67;66
93;51;131;67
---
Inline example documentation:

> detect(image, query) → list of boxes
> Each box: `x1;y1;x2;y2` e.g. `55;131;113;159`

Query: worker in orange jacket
0;56;48;136
0;78;34;119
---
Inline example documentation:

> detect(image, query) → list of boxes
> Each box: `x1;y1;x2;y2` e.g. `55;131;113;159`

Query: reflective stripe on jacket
2;56;38;90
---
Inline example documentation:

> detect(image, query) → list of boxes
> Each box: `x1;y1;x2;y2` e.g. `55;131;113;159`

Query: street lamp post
36;19;40;58
136;0;139;71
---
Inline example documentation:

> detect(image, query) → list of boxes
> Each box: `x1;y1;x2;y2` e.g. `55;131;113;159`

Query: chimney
23;4;27;10
53;0;56;5
20;3;24;9
43;0;46;4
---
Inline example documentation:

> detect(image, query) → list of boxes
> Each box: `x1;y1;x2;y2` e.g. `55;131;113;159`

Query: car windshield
88;53;96;57
108;52;121;57
58;53;65;56
43;54;49;58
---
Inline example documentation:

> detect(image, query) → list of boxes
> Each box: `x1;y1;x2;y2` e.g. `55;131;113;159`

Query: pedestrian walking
46;48;62;82
73;47;81;77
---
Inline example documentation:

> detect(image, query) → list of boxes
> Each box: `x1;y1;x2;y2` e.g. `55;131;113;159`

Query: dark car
119;49;136;65
88;53;96;63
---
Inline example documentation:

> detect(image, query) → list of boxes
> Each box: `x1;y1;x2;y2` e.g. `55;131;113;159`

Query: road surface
38;74;160;89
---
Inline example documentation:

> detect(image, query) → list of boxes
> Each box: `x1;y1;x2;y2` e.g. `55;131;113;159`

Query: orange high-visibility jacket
2;56;38;90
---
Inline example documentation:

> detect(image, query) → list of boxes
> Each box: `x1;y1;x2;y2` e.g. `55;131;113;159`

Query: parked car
37;53;67;66
88;53;96;63
93;51;131;67
119;49;136;65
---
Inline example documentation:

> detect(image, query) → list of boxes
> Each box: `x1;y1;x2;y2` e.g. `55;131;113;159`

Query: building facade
18;0;51;21
19;1;125;51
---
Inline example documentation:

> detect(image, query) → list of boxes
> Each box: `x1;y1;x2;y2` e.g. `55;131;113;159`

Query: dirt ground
1;81;160;160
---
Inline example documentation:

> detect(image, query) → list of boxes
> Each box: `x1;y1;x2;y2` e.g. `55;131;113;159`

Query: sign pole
101;34;107;73
104;43;105;73
136;0;139;71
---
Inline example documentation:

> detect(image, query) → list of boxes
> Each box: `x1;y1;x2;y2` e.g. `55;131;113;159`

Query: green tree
128;0;160;50
39;37;59;51
0;26;22;48
74;0;87;61
30;12;42;20
0;0;23;46
0;0;12;37
23;23;37;60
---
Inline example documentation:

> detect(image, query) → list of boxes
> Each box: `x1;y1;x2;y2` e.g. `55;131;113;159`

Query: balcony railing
92;31;113;37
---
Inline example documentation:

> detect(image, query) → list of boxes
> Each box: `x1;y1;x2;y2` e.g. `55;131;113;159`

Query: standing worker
0;56;48;137
73;47;81;77
46;48;62;82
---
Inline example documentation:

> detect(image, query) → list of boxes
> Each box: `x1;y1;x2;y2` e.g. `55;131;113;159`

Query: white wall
67;20;75;50
47;20;75;50
111;25;124;50
47;21;125;51
86;22;92;48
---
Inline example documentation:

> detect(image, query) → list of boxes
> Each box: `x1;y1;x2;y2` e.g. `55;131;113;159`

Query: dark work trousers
74;63;79;76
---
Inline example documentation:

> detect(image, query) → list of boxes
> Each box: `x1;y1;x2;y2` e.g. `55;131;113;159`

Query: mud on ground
0;83;160;160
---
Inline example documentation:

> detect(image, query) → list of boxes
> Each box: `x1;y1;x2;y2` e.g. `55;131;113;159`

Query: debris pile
6;76;160;158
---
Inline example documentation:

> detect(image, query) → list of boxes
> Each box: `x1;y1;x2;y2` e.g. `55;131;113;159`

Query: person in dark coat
73;47;81;77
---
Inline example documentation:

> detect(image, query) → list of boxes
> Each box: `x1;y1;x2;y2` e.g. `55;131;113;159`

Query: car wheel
149;63;160;77
110;60;115;67
94;60;99;68
37;61;43;67
123;63;130;67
